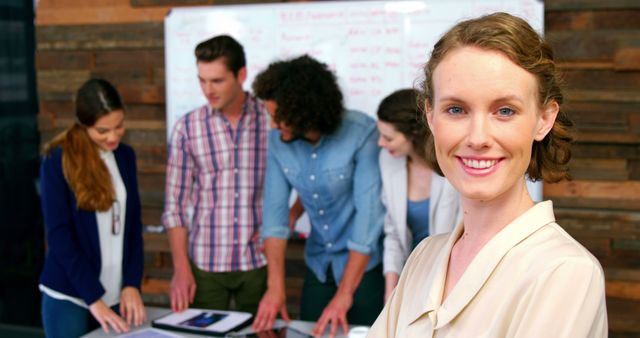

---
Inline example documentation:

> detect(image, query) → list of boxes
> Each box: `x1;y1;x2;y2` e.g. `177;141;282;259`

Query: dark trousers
190;261;267;315
300;264;384;325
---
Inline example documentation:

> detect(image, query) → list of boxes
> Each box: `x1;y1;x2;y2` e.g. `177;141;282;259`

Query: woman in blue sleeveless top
376;89;462;302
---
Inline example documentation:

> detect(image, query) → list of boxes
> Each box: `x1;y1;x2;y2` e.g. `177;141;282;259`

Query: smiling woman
427;46;555;203
367;12;607;338
39;78;146;338
86;110;125;152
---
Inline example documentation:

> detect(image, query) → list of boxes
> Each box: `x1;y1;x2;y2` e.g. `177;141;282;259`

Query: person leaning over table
376;88;462;303
368;12;607;338
39;78;145;338
250;55;385;338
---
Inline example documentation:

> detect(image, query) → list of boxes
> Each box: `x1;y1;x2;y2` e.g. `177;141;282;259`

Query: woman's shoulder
114;142;135;158
516;221;604;277
43;144;63;157
543;222;602;263
41;146;64;166
116;142;133;152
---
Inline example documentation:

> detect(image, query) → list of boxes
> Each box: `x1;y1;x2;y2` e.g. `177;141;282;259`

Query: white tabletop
82;306;365;338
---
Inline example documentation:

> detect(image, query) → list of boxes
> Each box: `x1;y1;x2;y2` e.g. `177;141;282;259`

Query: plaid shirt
162;95;268;272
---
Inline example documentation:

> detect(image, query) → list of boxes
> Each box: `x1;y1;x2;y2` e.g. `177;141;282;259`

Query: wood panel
568;158;629;181
37;23;164;50
545;180;640;211
546;1;640;11
572;143;638;160
36;50;93;70
36;0;172;25
546;30;640;61
131;0;210;6
615;47;640;70
544;6;640;330
546;180;640;200
563;69;640;91
607;297;640;333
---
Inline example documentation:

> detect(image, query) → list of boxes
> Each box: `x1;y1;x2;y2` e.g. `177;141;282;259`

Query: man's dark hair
194;35;246;76
252;55;344;135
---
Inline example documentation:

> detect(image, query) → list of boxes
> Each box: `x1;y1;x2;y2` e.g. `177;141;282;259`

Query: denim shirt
262;110;384;285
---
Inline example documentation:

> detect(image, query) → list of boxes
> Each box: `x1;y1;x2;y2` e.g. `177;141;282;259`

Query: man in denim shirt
251;55;385;337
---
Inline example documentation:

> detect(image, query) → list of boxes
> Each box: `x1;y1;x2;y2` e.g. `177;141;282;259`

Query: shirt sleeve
347;125;384;256
381;186;403;276
162;118;194;230
40;150;105;305
261;136;292;240
507;257;608;338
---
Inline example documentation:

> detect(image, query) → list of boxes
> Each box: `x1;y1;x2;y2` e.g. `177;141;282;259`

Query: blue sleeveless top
407;198;430;250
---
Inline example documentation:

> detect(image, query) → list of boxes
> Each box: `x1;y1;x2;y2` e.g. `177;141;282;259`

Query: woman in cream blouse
368;13;607;338
376;89;461;302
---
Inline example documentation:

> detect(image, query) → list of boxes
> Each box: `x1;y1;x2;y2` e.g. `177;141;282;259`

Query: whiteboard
164;0;543;137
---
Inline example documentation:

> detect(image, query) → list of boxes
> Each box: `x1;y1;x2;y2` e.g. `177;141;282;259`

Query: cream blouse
367;201;607;338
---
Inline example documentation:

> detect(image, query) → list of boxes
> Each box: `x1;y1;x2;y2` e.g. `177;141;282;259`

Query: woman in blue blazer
39;79;145;337
376;89;462;302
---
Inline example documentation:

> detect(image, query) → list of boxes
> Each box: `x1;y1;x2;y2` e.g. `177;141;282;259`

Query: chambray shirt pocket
323;163;354;201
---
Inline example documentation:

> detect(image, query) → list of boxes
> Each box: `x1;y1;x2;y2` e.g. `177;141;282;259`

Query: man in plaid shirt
162;35;269;314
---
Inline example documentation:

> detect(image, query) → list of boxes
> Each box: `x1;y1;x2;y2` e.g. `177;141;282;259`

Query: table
82;307;366;338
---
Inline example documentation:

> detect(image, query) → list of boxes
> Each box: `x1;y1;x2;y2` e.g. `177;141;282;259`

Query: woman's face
86;109;125;151
377;120;413;157
426;46;557;203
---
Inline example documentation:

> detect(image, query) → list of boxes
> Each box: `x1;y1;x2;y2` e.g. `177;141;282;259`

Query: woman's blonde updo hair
419;12;573;183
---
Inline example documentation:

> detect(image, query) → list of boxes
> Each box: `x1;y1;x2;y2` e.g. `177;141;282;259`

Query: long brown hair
419;12;573;183
43;79;124;211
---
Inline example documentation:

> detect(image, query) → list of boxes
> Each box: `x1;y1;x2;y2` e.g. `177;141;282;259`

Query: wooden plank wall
544;2;640;335
35;0;640;335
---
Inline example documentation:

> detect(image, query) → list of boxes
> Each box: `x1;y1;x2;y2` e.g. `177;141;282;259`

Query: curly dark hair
419;12;574;183
252;55;344;135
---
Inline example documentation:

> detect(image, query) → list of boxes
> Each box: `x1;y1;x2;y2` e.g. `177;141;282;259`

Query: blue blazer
39;143;144;305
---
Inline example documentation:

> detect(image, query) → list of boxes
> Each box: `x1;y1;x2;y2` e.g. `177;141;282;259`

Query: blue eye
447;106;464;115
497;107;515;117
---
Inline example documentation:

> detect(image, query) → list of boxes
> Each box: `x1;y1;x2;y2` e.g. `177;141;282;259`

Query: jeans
41;292;118;338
